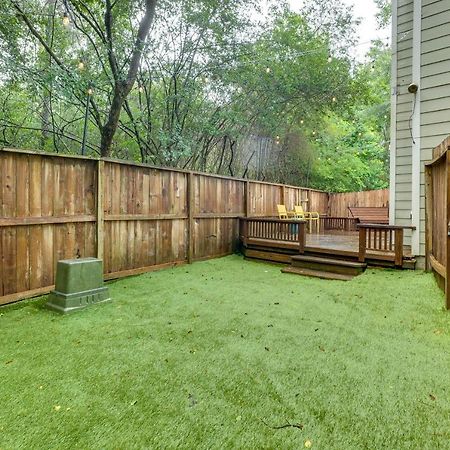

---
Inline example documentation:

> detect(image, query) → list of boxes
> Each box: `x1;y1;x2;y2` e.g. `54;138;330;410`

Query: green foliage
0;0;392;192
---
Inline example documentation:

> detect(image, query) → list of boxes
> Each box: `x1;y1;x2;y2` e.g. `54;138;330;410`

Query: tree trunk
100;0;157;157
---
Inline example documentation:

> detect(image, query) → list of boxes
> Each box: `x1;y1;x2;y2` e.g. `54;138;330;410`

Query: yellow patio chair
294;205;320;232
277;204;289;219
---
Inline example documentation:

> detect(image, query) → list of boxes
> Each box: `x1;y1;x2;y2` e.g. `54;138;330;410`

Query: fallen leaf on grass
54;405;61;412
429;394;436;401
265;347;270;351
188;394;197;407
319;346;325;352
305;440;312;448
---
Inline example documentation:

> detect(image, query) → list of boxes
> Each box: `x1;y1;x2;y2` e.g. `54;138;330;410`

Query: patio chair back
293;205;306;219
277;204;289;219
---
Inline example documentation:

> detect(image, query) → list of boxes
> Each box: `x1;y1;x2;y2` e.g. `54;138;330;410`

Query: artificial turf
1;255;449;449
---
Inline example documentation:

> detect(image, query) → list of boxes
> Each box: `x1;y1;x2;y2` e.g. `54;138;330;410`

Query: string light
87;86;93;95
78;59;85;70
327;53;332;63
138;85;144;93
370;64;375;72
265;67;271;73
300;119;304;124
332;96;336;102
204;76;209;83
62;12;69;26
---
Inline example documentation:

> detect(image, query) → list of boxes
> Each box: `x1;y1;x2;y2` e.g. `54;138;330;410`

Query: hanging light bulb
204;76;209;83
312;131;316;136
332;96;337;102
138;85;144;93
327;53;332;63
371;64;375;73
62;12;70;26
276;135;280;140
87;86;93;95
78;59;85;70
300;119;304;125
266;67;271;74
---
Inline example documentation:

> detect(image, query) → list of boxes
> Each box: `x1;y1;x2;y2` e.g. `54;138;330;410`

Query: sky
288;0;391;61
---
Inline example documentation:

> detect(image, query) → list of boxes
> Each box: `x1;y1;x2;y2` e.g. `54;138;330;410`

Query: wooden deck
240;217;416;269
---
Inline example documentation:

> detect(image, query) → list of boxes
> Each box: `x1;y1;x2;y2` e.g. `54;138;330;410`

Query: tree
8;0;157;157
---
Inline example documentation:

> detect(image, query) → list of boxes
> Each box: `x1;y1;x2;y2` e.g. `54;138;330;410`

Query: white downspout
389;0;398;225
411;0;421;256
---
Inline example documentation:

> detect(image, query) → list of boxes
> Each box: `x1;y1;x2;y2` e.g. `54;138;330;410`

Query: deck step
290;255;367;276
281;266;354;281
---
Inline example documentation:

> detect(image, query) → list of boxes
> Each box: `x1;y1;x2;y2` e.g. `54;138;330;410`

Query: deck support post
358;227;366;263
241;218;248;247
298;221;305;254
394;229;404;267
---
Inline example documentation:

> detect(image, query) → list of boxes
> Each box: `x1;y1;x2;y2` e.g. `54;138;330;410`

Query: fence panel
328;189;389;217
193;174;245;260
425;136;450;309
0;152;97;302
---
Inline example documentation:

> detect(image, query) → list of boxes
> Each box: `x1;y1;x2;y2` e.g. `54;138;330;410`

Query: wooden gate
425;137;450;309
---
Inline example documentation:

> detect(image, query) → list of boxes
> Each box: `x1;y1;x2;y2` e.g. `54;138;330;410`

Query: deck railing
240;217;306;253
320;216;359;231
358;224;415;267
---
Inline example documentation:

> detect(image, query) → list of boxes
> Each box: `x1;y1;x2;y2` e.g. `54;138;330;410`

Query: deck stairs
281;255;367;281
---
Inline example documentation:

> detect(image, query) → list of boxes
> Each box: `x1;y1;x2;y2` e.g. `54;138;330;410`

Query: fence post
242;219;248;246
245;180;250;217
425;165;432;271
394;228;403;267
281;185;285;207
187;171;194;264
298;221;305;254
446;151;450;309
96;160;104;261
358;226;366;263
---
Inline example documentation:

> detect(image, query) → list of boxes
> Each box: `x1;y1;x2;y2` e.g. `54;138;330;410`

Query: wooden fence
328;189;389;217
425;136;450;309
0;148;330;306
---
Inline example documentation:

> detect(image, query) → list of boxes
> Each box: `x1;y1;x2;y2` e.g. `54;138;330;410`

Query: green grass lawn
1;255;449;449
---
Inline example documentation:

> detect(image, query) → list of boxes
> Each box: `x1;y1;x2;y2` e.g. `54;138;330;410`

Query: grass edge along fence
1;148;330;306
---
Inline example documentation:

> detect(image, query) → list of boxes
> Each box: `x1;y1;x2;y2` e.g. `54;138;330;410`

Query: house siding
419;0;450;256
393;0;414;243
392;0;450;257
